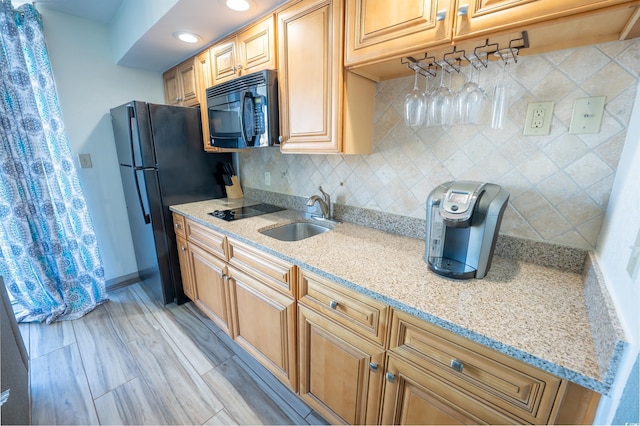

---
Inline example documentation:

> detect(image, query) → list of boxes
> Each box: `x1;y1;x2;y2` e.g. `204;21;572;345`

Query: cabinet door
163;67;180;106
237;15;277;75
345;0;453;67
277;0;343;153
189;242;233;335
380;353;517;425
176;235;195;301
211;37;239;86
177;59;198;106
228;265;297;390
453;0;635;39
298;305;384;425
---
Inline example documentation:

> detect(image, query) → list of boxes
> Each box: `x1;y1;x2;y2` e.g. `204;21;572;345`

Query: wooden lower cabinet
172;214;600;425
188;241;233;336
298;304;385;425
228;264;297;390
381;353;519;424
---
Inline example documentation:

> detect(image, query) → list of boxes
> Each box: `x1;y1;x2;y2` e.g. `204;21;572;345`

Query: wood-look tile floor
19;283;328;425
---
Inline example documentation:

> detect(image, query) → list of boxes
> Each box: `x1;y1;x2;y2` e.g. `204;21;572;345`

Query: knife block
225;175;244;199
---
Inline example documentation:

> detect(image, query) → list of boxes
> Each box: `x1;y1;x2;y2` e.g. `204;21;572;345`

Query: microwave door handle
240;91;254;147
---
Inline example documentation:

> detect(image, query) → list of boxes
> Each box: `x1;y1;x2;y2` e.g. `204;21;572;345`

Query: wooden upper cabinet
346;0;640;80
210;15;276;86
345;0;454;67
163;57;198;107
238;15;277;74
277;0;375;154
453;0;639;39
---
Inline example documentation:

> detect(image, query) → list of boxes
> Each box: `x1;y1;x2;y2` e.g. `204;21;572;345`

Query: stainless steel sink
259;222;330;241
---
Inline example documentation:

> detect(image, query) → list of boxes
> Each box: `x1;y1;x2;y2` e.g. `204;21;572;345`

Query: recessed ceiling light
173;32;200;44
226;0;250;11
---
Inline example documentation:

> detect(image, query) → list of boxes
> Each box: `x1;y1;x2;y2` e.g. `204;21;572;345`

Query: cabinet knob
278;135;284;143
180;246;186;252
369;362;378;371
175;97;182;102
385;372;395;382
457;4;469;16
450;359;464;372
237;64;242;70
329;300;338;309
436;9;446;21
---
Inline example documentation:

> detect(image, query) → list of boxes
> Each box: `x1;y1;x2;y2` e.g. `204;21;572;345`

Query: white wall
41;8;164;281
594;83;640;423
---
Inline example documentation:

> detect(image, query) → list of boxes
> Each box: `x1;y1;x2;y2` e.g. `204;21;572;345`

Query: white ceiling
18;0;287;72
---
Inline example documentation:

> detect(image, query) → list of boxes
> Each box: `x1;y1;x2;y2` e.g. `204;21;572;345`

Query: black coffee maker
425;181;509;279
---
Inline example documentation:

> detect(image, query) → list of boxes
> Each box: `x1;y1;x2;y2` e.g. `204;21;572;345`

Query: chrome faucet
306;186;331;219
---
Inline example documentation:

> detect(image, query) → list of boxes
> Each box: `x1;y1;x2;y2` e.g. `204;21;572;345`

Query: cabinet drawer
389;310;562;424
185;219;227;260
172;213;186;238
228;238;296;297
298;269;389;347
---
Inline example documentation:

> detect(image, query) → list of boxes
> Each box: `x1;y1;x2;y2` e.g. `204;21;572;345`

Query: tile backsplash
239;39;640;250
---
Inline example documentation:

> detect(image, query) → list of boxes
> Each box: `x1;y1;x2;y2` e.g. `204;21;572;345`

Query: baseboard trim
106;272;141;292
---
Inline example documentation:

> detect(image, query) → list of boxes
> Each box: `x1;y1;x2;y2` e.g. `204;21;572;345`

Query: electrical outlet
264;171;271;186
78;153;93;168
523;102;554;136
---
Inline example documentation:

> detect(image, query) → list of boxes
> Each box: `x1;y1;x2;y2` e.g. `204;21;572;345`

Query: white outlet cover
569;96;606;134
523;101;554;136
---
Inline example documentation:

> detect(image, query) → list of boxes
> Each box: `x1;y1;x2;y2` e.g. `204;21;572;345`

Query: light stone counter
171;198;624;395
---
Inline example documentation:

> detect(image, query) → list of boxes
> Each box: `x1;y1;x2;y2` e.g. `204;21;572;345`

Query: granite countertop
170;198;620;395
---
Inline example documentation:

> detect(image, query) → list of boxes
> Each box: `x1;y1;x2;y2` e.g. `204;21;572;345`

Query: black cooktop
208;203;285;221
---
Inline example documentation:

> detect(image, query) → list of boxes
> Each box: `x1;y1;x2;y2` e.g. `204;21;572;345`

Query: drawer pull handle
436;9;446;21
458;4;469;16
329;300;338;309
450;359;464;372
369;362;378;371
385;372;395;382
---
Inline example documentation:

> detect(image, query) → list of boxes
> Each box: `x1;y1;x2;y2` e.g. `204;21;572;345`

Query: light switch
569;96;605;134
523;102;554;136
78;153;93;168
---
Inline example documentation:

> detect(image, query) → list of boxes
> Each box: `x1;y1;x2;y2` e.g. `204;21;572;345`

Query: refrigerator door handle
127;105;151;225
132;167;151;224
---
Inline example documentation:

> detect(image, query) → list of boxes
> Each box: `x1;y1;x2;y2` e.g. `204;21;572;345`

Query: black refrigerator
110;101;231;305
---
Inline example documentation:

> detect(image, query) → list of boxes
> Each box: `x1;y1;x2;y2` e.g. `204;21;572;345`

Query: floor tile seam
199;406;235;425
29;341;99;425
91;375;146;425
72;307;144;401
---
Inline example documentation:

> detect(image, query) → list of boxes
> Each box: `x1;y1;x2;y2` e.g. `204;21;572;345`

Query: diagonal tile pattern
240;39;640;250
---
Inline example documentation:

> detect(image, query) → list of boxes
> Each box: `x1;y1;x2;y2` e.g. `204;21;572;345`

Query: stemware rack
401;31;530;76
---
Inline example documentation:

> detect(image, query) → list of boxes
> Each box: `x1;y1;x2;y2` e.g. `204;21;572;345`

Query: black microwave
205;69;279;149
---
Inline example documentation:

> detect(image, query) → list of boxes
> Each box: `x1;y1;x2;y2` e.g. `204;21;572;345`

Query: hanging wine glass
404;66;426;128
491;48;517;129
423;64;437;127
428;62;455;128
456;54;487;125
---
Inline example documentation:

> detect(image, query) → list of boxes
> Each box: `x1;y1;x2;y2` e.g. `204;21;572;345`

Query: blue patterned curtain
0;1;108;323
